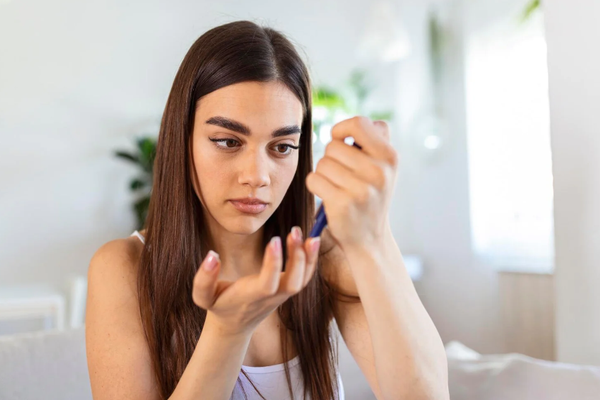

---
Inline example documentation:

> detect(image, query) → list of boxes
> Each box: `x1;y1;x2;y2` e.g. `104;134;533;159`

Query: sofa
1;326;600;400
0;326;91;400
446;341;600;400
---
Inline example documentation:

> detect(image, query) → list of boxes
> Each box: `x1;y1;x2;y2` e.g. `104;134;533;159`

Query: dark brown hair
137;20;360;400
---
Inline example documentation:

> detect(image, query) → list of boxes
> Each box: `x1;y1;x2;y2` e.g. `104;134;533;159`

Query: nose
237;148;270;188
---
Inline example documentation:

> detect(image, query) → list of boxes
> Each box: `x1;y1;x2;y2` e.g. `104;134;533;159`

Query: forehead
195;81;304;131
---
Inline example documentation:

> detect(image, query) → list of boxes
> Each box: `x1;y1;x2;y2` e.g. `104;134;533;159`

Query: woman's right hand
192;226;321;337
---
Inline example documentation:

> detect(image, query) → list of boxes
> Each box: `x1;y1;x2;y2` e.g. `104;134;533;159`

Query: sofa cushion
0;326;91;400
446;341;600;400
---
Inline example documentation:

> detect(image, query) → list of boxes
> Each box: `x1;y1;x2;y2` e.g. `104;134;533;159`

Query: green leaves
368;111;394;121
311;67;395;142
136;137;157;174
313;87;348;110
521;0;541;23
130;178;147;191
114;135;157;230
114;151;139;164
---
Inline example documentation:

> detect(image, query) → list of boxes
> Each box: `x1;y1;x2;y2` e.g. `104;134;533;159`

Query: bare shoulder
88;236;142;289
86;234;160;399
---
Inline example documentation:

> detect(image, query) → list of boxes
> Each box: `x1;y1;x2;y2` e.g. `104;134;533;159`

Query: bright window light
465;14;555;273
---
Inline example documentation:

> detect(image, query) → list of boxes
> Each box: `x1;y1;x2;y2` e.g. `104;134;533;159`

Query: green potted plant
114;136;157;230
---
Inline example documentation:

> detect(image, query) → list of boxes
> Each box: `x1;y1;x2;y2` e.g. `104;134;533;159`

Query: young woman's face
190;81;304;235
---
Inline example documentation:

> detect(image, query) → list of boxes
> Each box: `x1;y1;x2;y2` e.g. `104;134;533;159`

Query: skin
189;80;304;281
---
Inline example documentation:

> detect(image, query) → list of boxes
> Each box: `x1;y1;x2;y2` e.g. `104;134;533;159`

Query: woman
85;20;449;400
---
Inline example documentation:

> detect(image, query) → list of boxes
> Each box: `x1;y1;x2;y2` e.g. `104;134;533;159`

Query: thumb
192;250;221;310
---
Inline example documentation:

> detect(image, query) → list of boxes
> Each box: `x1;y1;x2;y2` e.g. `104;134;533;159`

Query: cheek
275;160;298;190
194;156;232;201
199;166;229;190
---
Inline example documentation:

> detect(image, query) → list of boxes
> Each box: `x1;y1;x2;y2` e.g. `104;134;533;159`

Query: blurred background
1;0;599;399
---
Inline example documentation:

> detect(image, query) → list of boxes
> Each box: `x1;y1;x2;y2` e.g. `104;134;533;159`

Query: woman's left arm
306;116;449;400
345;224;449;400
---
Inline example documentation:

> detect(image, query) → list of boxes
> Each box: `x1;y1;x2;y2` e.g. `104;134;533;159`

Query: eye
274;143;300;156
209;138;240;149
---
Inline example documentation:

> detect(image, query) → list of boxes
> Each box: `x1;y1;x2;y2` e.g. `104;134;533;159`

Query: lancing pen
308;140;363;238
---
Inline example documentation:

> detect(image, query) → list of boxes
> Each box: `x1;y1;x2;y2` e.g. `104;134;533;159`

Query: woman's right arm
86;239;163;399
86;240;254;400
168;312;252;400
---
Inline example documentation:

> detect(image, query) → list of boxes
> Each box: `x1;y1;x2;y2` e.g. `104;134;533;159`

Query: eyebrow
205;116;301;138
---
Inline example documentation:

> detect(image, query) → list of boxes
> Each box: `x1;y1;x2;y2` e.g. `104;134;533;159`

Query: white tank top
130;231;345;400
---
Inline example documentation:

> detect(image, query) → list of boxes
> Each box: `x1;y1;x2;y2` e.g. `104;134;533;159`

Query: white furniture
0;326;91;400
0;283;66;335
66;275;87;329
446;341;600;400
0;276;88;336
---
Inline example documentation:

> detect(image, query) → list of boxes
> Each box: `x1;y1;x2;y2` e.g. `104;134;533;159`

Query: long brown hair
137;20;360;400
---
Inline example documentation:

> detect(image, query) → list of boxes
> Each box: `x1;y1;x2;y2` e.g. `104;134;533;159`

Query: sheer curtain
464;0;554;273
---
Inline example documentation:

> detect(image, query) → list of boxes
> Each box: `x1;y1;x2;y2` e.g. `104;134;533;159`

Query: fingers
258;236;283;295
322;140;388;191
278;227;305;295
303;237;321;287
305;170;346;209
192;250;221;310
330;116;395;164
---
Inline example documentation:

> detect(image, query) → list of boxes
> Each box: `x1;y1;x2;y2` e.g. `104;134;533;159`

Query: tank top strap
130;230;145;244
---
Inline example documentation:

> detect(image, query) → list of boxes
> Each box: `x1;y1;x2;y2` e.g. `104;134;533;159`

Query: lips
229;198;268;205
229;198;268;214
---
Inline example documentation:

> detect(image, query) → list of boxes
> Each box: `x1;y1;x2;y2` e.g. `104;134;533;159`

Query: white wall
544;0;600;366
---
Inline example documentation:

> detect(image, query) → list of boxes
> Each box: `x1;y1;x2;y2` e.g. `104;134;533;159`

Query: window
465;8;554;273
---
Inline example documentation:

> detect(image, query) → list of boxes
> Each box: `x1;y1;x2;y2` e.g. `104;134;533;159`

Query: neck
208;224;266;281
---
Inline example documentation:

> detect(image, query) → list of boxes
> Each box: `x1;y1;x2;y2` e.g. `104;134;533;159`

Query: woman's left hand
306;116;399;252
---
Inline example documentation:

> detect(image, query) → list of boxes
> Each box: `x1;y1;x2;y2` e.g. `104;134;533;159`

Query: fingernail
204;250;219;271
270;236;281;253
292;226;302;242
310;237;321;254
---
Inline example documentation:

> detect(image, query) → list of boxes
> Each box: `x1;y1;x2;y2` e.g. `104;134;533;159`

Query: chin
223;217;266;235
